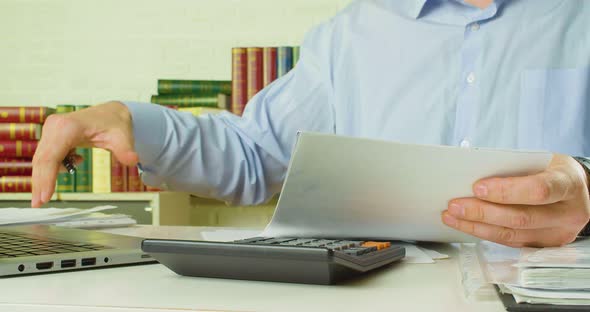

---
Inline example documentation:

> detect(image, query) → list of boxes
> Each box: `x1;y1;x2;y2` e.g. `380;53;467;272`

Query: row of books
0;107;53;192
232;46;300;115
148;46;300;116
0;106;156;193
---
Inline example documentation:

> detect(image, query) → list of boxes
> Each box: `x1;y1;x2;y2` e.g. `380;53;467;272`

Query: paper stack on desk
0;205;137;229
478;238;590;306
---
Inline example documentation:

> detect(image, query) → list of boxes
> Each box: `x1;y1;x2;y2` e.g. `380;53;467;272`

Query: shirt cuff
121;101;167;169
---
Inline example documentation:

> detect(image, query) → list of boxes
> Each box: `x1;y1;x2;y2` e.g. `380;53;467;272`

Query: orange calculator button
361;241;391;250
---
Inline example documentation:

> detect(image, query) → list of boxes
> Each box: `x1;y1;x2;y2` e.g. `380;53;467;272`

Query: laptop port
61;259;76;268
81;257;96;266
36;262;53;270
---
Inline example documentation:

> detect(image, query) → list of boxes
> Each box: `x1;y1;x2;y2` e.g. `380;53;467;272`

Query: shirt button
460;139;471;148
466;72;476;85
471;23;480;31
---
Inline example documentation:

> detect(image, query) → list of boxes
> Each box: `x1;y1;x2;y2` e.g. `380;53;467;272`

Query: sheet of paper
0;205;117;225
262;132;552;242
515;238;590;268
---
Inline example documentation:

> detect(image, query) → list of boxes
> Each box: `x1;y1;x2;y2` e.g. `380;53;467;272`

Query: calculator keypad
232;237;392;255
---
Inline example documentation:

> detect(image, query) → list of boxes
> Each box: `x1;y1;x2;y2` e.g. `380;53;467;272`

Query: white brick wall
0;0;352;107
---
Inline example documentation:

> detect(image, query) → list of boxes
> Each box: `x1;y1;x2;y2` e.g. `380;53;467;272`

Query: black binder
495;286;590;312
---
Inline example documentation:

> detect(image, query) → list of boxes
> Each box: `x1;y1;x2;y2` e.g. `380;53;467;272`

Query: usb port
81;258;96;266
60;259;76;268
36;262;53;270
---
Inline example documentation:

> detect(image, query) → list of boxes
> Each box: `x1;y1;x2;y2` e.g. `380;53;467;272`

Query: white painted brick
1;0;352;107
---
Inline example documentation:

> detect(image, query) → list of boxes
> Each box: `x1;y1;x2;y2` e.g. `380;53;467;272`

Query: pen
62;155;77;174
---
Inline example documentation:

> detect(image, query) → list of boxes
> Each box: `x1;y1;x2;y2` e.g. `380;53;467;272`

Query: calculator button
257;238;297;244
233;237;267;244
361;241;391;250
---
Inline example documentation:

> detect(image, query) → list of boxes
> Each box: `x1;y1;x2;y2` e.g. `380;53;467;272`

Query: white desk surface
0;226;506;312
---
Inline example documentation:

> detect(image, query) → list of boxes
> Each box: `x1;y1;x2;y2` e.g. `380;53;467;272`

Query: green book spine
74;106;92;192
150;94;220;108
157;80;231;95
292;46;300;66
55;105;76;193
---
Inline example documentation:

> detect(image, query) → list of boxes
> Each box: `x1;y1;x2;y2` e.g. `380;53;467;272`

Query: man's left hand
442;154;590;247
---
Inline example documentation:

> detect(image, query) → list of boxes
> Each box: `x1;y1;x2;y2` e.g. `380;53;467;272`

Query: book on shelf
263;47;278;87
231;47;248;116
246;47;263;101
92;148;111;193
0;107;55;124
157;80;231;96
127;166;143;192
0;123;41;140
178;107;225;116
292;46;300;65
110;153;127;193
150;94;230;109
0;141;37;158
0;158;32;176
74;106;92;192
55;105;76;193
277;46;294;77
0;176;31;192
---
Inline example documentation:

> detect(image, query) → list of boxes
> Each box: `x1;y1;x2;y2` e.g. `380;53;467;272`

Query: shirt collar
385;0;429;19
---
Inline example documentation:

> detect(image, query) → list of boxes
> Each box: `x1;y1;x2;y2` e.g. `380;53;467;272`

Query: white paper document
262;132;552;243
0;205;124;227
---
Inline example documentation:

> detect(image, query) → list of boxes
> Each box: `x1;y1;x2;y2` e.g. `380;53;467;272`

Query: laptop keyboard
0;230;108;258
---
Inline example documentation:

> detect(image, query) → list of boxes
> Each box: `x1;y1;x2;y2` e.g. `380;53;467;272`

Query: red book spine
231;47;248;116
0;123;41;140
110;154;127;192
263;47;278;87
127;166;143;192
0;141;37;158
0;158;33;176
0;176;32;192
247;47;263;102
0;107;53;123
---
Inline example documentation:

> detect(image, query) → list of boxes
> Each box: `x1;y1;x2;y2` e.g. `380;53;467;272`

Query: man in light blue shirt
31;0;590;246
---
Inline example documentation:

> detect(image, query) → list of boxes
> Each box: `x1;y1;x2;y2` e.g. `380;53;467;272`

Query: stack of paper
0;206;137;229
477;238;590;306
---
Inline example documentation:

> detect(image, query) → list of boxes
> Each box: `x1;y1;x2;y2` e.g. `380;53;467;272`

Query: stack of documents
0;205;137;229
477;238;590;306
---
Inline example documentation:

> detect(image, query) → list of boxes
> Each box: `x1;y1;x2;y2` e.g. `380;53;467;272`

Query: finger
473;169;574;205
447;198;568;229
32;115;79;207
441;212;575;247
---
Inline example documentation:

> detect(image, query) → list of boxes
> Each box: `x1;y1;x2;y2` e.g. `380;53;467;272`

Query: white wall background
0;0;352;107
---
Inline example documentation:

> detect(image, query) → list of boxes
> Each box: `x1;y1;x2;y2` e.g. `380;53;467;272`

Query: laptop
0;224;154;277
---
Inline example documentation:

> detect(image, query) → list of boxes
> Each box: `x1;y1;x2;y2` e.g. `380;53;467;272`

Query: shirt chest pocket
518;67;590;156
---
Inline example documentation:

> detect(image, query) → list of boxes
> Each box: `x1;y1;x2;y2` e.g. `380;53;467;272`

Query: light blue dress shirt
125;0;590;205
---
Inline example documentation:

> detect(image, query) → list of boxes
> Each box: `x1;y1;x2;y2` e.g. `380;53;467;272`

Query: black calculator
141;237;405;285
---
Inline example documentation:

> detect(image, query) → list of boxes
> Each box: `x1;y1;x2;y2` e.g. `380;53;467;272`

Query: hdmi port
36;262;53;270
61;259;76;268
81;257;96;266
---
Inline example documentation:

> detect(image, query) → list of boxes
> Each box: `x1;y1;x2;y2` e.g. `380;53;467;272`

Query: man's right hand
31;101;139;207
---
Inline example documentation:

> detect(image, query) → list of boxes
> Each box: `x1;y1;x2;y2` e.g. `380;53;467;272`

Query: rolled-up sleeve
122;20;337;205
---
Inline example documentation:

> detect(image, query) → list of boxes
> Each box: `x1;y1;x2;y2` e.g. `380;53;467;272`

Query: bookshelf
0;192;278;228
0;192;191;226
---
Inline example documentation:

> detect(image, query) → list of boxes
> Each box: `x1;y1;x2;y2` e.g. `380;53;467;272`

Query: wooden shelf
0;192;160;202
